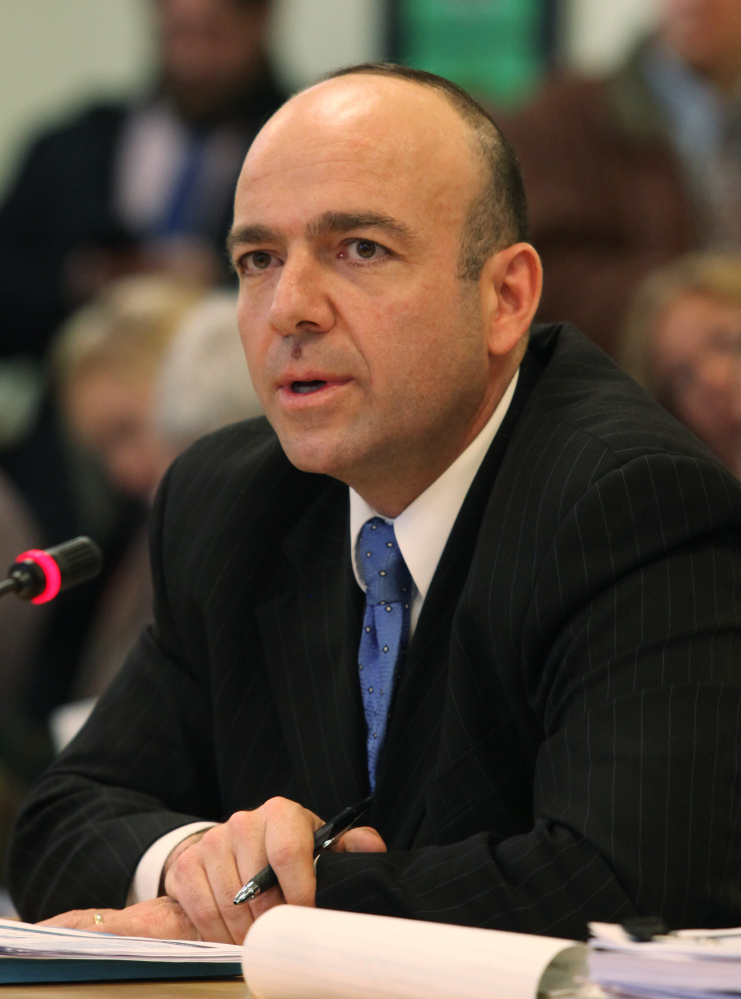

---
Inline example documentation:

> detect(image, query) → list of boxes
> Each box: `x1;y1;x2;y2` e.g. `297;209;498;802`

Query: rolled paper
242;905;587;999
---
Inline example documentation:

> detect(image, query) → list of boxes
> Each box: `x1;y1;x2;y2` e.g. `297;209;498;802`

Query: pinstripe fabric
10;323;741;939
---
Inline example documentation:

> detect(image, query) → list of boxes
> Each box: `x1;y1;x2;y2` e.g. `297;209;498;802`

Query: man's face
155;0;269;121
660;0;741;87
230;76;503;514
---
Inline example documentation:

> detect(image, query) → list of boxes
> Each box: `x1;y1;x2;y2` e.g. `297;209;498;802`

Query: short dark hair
320;63;530;281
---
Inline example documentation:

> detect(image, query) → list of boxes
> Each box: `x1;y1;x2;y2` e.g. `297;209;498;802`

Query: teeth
292;380;326;394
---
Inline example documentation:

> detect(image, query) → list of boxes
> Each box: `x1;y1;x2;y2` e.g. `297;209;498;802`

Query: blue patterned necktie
357;517;412;791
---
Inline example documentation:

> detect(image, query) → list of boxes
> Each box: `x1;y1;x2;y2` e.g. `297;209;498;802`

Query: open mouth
291;380;327;394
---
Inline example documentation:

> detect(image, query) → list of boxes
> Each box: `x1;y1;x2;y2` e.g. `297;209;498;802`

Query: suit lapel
372;350;546;845
255;480;369;820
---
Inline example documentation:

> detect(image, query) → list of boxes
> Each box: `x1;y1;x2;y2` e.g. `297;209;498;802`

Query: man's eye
247;250;274;270
345;239;388;261
239;250;280;274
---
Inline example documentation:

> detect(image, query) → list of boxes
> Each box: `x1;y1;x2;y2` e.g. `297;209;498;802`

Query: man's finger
334;826;387;853
261;799;321;908
166;832;250;945
38;898;200;940
38;908;113;931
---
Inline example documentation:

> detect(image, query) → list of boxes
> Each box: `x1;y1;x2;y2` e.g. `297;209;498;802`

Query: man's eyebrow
226;212;413;259
226;223;284;258
305;211;413;242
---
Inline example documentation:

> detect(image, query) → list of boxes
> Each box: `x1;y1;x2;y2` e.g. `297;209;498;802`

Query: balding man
10;65;741;943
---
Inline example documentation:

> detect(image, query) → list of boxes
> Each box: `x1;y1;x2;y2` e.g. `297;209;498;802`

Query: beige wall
563;0;661;72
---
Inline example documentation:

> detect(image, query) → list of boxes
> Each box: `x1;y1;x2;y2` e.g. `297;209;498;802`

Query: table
0;979;250;997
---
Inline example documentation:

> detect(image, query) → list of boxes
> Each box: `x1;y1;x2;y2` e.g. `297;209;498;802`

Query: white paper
242;905;586;999
588;921;741;997
0;918;242;964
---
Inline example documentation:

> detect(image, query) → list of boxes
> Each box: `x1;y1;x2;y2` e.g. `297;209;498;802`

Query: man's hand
37;797;386;944
162;796;385;944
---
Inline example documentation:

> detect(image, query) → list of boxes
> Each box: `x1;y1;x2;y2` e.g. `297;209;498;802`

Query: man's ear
480;243;543;357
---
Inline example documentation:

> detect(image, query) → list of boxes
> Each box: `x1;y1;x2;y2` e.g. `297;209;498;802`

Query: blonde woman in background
620;253;741;479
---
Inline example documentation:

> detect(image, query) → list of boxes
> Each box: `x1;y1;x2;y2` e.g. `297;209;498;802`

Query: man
10;65;741;944
0;0;283;362
504;0;741;355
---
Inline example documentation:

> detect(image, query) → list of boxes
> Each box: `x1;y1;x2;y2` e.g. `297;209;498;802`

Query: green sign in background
395;0;552;108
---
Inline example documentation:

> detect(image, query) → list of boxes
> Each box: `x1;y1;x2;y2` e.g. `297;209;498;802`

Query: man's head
154;0;272;123
659;0;741;92
229;66;541;515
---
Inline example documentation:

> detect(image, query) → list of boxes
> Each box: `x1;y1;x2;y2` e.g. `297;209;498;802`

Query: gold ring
93;913;103;926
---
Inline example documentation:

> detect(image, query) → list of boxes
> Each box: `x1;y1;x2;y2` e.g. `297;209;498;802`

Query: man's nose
269;252;334;336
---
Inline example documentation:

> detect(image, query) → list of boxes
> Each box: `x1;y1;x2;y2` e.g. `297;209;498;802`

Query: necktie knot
358;517;412;605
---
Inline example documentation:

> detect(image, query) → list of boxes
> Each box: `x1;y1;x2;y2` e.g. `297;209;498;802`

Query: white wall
562;0;661;72
270;0;384;92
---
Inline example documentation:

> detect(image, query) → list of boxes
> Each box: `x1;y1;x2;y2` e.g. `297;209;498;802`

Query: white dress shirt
129;370;519;904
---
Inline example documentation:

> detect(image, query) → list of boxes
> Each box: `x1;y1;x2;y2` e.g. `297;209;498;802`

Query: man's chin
277;434;357;484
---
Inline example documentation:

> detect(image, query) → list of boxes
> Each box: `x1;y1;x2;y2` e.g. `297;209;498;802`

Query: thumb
334;825;387;853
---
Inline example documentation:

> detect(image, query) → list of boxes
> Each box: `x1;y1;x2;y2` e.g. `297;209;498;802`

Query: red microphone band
13;549;63;604
5;537;102;604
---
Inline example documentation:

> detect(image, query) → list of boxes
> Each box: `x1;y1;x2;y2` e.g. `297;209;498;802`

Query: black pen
233;796;373;905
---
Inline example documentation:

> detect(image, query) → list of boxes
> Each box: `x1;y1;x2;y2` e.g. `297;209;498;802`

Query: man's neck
350;363;522;518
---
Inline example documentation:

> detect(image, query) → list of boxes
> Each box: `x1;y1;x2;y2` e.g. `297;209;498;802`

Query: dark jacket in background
0;72;286;360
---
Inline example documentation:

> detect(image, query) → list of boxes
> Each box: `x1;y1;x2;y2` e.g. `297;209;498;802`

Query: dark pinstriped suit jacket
10;323;741;939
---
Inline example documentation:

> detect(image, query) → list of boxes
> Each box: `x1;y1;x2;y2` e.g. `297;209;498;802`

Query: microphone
0;537;103;604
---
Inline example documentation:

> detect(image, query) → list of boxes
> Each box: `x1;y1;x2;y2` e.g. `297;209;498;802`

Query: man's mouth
291;380;327;394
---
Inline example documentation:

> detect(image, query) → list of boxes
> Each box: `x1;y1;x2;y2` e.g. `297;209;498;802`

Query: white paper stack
0;917;243;983
589;921;741;999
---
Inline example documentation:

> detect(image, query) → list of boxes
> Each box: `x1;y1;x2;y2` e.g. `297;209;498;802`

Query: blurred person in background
619;253;741;479
0;0;282;363
50;275;205;712
0;0;284;546
504;0;741;357
50;283;262;745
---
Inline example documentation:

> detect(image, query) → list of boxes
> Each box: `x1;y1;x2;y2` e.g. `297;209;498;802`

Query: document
589;921;741;999
0;918;242;983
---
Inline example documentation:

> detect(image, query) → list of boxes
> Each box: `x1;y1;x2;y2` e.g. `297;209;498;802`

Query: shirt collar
350;369;519;597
